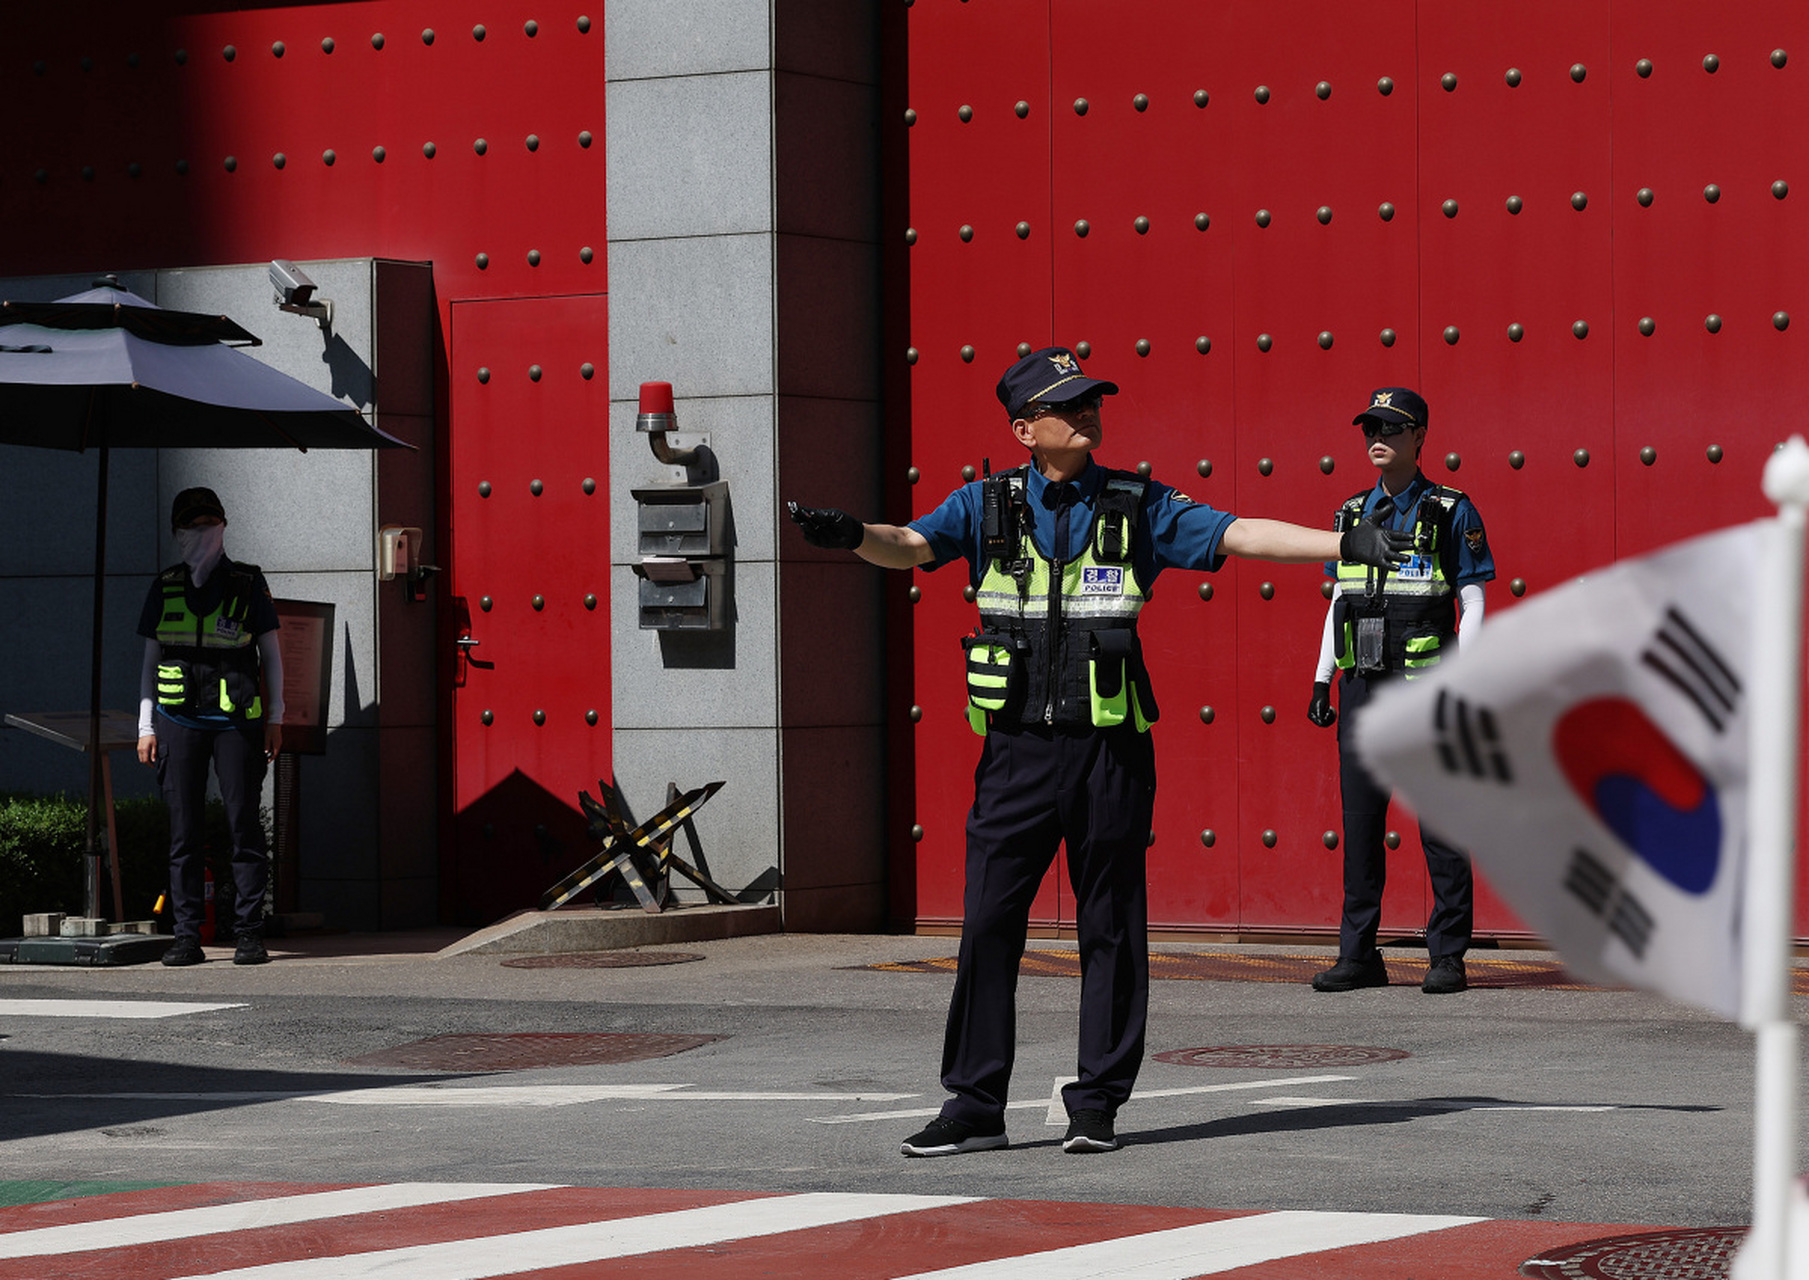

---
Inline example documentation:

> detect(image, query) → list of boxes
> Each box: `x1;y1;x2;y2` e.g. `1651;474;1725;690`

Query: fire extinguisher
201;867;215;944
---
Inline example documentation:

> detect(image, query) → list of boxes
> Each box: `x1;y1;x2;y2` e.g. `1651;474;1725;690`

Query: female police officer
136;487;284;966
1306;388;1494;996
790;347;1411;1156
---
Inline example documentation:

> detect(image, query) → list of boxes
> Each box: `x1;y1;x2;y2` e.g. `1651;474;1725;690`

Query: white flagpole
1737;435;1809;1279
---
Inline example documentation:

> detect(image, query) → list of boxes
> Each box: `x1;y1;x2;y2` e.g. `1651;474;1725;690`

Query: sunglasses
1359;419;1413;439
1027;392;1104;418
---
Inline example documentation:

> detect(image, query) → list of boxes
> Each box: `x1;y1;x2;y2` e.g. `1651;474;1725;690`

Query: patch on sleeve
1168;491;1195;505
1464;528;1487;555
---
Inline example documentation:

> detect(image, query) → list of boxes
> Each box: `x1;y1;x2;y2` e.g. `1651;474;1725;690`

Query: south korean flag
1356;521;1762;1019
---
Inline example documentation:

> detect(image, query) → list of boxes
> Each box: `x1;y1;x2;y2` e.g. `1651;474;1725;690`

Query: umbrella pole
85;444;109;921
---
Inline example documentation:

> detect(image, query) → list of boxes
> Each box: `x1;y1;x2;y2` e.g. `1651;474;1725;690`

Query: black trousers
155;717;270;940
939;722;1156;1126
1336;672;1473;960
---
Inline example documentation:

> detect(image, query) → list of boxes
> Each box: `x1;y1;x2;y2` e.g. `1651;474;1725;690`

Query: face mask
174;524;226;580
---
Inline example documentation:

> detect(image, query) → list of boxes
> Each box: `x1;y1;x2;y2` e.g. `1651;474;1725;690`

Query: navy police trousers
939;722;1156;1126
1335;671;1473;960
155;717;270;940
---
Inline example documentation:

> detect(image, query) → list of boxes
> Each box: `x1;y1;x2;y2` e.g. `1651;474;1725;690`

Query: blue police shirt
1324;471;1495;585
908;458;1236;587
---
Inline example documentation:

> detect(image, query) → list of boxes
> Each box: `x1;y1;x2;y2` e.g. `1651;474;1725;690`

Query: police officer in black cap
1307;388;1494;995
135;487;284;966
790;347;1412;1157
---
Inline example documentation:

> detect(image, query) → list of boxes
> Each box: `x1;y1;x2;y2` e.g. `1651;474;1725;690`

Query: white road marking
19;1084;916;1108
810;1074;1359;1124
0;999;243;1020
889;1209;1486;1279
160;1192;980;1280
1249;1095;1618;1113
0;1183;557;1259
1046;1076;1079;1126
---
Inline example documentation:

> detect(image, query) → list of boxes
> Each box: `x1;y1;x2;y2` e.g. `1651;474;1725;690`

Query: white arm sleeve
257;631;286;725
1458;582;1485;635
1313;583;1342;684
138;639;160;738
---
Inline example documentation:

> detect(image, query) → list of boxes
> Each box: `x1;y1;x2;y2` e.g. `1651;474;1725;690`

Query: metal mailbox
632;482;730;630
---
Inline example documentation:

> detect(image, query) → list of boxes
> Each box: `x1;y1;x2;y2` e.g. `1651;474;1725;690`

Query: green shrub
0;793;266;935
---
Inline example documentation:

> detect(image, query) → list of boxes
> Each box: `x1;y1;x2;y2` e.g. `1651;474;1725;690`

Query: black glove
1307;680;1337;728
1339;498;1413;568
787;501;864;550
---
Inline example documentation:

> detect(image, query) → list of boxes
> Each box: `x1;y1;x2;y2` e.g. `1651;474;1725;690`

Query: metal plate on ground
0;935;174;967
500;951;705;969
1519;1226;1746;1278
342;1032;724;1070
1153;1045;1412;1069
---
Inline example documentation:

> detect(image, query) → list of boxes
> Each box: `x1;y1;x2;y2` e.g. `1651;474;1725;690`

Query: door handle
455;634;494;670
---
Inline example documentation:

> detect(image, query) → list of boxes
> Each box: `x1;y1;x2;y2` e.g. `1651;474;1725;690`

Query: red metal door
446;295;611;925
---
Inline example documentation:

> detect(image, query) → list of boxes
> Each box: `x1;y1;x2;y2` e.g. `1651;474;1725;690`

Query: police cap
170;486;226;530
997;347;1120;419
1353;387;1429;431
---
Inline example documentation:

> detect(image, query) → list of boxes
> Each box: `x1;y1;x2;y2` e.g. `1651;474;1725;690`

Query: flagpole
1737;435;1809;1280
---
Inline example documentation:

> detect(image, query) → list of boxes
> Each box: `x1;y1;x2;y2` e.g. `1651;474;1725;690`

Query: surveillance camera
269;259;316;307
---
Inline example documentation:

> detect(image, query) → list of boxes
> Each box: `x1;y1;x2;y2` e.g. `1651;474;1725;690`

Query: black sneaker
1311;952;1389;991
232;933;269;966
900;1115;1007;1158
161;936;206;967
1422;956;1468;994
1062;1108;1120;1153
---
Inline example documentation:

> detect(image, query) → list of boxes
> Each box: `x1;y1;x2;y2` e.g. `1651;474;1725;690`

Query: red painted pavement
582;1201;1260;1279
1208;1217;1666;1280
0;1183;1683;1279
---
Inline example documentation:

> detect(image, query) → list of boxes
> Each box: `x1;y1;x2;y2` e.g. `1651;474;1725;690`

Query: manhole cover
342;1032;724;1070
500;951;705;969
1519;1226;1745;1278
1153;1044;1411;1069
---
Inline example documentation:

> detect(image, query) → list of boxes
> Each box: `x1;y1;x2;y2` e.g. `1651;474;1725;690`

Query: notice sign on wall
272;599;335;756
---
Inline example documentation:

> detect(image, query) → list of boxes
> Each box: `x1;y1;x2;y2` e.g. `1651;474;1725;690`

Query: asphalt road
0;929;1797;1240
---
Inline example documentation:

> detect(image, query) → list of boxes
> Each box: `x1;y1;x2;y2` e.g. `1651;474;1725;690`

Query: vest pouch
156;663;186;707
1402;631;1443;679
1130;668;1159;731
962;632;1024;729
1354;615;1388;674
1088;631;1135;728
218;669;263;720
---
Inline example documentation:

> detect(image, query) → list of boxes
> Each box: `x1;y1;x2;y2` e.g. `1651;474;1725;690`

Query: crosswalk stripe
0;1000;242;1020
811;1074;1359;1124
0;1183;558;1259
889;1209;1489;1279
25;1085;917;1107
160;1192;980;1280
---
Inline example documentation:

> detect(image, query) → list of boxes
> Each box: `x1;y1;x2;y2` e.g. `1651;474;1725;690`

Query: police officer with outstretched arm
790;347;1412;1157
1306;388;1495;995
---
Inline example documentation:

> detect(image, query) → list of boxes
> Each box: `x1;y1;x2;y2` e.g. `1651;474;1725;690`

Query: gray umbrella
0;279;411;919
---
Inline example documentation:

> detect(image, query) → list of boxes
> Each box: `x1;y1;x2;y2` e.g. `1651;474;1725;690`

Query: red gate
900;0;1809;939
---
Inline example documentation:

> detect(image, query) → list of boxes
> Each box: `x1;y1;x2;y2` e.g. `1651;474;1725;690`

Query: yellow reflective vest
153;561;266;720
1332;484;1464;678
964;467;1158;731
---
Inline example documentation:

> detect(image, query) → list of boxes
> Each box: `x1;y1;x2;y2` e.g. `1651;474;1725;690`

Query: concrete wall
0;258;436;930
606;2;888;928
